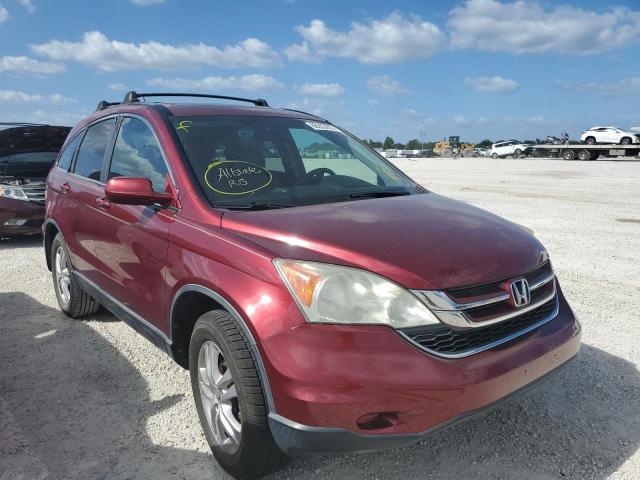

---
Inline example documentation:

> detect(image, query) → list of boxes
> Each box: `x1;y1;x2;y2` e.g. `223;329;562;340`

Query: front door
93;116;175;329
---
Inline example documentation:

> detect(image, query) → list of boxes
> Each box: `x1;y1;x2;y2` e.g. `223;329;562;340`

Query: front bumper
268;353;575;455
0;197;45;236
260;285;581;454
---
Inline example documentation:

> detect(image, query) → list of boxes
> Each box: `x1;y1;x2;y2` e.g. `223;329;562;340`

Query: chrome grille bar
412;273;557;330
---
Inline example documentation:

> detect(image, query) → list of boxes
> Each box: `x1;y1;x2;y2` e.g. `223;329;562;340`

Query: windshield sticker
204;160;272;195
305;121;340;132
176;120;192;132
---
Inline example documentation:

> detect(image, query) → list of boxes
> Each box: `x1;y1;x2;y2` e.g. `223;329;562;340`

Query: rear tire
189;310;287;479
563;150;576;160
577;150;592;161
51;233;100;318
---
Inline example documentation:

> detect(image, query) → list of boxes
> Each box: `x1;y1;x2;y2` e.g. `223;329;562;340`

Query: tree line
363;138;495;150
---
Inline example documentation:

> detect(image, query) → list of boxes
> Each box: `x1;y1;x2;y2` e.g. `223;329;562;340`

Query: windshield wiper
345;190;412;201
218;201;294;211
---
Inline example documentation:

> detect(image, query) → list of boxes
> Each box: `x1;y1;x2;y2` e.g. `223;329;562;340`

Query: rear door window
74;118;116;181
108;117;169;192
57;134;83;171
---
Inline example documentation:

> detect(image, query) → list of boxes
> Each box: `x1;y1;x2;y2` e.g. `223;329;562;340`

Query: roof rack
95;100;121;112
123;91;270;107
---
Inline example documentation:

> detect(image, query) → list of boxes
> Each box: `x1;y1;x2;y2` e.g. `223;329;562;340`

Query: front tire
441;147;453;158
491;152;498;159
620;137;632;145
585;136;596;145
51;233;100;318
189;310;287;479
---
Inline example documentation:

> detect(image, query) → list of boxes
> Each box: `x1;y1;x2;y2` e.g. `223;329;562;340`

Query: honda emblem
509;279;531;307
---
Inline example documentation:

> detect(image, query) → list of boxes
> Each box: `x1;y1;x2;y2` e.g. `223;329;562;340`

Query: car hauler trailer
530;144;640;161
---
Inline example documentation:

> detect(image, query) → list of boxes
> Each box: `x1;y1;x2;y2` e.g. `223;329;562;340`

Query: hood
0;125;70;179
221;193;547;290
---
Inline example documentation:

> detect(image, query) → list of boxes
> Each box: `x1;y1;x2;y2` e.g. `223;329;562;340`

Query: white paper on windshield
305;121;340;132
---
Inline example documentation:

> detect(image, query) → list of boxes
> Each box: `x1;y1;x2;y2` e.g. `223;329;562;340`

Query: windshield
170;115;423;209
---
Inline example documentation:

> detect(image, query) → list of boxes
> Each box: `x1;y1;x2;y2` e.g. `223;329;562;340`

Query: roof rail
123;91;269;107
95;100;121;112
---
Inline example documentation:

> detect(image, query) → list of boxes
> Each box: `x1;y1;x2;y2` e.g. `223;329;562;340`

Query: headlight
0;185;29;201
274;259;440;328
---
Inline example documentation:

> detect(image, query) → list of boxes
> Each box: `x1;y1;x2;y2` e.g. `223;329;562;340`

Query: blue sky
0;0;638;142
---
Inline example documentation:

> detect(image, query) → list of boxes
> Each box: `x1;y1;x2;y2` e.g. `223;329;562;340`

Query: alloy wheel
55;245;71;306
197;340;242;454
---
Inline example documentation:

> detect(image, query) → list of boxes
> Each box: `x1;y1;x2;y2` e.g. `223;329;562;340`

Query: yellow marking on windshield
176;120;192;132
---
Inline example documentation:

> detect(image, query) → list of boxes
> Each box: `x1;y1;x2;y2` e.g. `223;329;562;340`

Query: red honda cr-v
44;92;581;479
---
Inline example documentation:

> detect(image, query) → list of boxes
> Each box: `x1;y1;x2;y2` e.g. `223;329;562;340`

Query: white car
580;126;639;145
490;140;531;158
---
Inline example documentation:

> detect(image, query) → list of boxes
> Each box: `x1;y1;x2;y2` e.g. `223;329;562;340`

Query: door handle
96;197;112;209
60;183;70;194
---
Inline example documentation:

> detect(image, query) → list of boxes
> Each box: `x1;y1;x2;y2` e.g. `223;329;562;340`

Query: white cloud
366;75;410;97
31;31;281;71
283;41;322;64
286;12;445;64
0;4;8;22
17;0;35;13
464;76;518;93
452;114;470;126
3;109;86;126
130;0;165;5
558;77;640;96
298;82;343;97
109;82;129;92
147;74;284;93
0;55;65;75
450;0;640;54
286;97;329;116
0;90;75;104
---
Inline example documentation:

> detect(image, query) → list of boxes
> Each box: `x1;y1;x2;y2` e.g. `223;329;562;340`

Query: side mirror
105;177;173;207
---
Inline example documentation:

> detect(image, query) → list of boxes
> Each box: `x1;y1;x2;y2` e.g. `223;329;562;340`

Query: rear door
66;118;117;283
93;116;176;328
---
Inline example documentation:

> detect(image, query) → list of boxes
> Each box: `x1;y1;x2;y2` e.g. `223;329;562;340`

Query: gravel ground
1;157;639;480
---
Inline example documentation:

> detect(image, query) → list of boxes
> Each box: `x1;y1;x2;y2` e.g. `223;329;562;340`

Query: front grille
409;261;559;358
20;182;46;204
446;261;553;303
401;297;558;358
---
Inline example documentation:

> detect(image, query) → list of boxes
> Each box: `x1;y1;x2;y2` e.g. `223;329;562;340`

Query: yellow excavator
433;136;475;158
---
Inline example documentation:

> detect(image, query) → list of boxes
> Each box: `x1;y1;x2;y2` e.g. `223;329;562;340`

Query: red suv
44;92;581;479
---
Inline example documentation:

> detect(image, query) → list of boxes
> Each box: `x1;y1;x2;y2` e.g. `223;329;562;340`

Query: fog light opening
357;412;399;430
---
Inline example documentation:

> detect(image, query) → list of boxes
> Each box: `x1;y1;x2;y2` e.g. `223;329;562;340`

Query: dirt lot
1;157;639;480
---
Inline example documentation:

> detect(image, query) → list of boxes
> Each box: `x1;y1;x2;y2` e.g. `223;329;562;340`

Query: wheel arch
43;219;62;271
169;284;276;412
